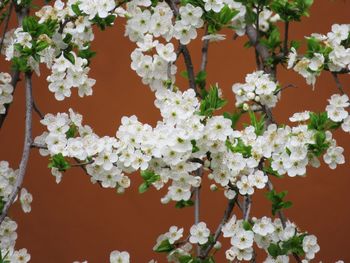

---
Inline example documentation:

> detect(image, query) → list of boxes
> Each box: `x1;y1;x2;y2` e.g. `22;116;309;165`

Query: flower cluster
47;53;96;100
223;216;320;262
0;72;13;115
0;160;32;261
153;217;320;262
35;109;130;192
232;71;280;109
288;24;350;86
0;217;31;263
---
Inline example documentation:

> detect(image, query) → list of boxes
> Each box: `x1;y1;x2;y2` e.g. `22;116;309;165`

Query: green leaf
248;111;266;136
71;3;82;16
48;153;71;172
64;52;75;65
195;70;207;89
35;40;49;52
175;199;194;209
139;170;160;194
243;220;253;231
223;111;242;129
267;243;284;258
191;140;200;153
138;182;149;193
266;190;293;216
199;85;227;117
154;239;175;253
66;124;78;139
225;138;252;158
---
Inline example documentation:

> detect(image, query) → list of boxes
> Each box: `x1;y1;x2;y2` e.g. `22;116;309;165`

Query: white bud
193;176;201;187
254;95;260;102
210;184;218;191
242;103;249;111
214;241;222;250
247;92;255;100
204;160;211;168
208;173;214;180
161;195;171;204
116;186;125;194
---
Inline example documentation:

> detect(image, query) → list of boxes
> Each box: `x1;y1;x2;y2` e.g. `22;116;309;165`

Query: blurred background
0;0;350;262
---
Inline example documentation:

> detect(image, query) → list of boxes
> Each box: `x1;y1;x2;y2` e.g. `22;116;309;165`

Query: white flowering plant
0;0;349;262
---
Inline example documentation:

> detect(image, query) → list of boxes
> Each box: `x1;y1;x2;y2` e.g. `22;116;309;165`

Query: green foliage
223;111;242;129
243;220;253;231
91;15;116;30
270;0;314;21
308;112;341;131
78;45;96;64
175;199;194;209
48;153;71;172
268;234;306;258
138;170;160;193
154;239;175;253
266;190;292;216
196;70;207;90
260;26;281;51
191;140;200;153
225;138;252;158
22;17;58;38
177;255;215;263
66;124;78;139
0;196;4;214
308;131;329;157
306;37;332;59
205;5;239;34
248;111;266;136
63;51;76;64
263;164;283;178
0;250;10;263
71;3;83;16
199;85;227;117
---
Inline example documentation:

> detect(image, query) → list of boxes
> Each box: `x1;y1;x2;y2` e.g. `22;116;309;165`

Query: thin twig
180;44;198;96
0;72;33;224
283;21;289;56
0;1;13;53
32;100;44;119
199;195;237;259
331;72;345;95
243;195;252;221
0;3;29;130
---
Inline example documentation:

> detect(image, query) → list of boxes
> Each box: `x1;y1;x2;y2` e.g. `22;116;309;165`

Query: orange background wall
0;1;350;262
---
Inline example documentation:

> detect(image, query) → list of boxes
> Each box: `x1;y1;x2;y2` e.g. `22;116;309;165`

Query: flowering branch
0;71;33;224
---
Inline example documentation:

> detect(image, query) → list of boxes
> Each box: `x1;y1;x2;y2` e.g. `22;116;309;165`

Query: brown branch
331;72;345;95
283;22;289;57
0;1;13;53
199;194;238;259
0;2;30;130
0;71;33;224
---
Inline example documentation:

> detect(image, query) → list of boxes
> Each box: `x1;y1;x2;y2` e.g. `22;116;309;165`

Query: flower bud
243;103;249;111
214;241;222;250
210;184;218;191
247;92;255;100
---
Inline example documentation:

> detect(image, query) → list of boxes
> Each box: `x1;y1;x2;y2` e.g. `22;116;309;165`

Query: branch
266;179;302;263
243;195;252;221
0;3;30;130
32;100;44;120
331;72;345;95
0;1;13;53
180;44;198;96
199;195;237;259
283;22;289;57
0;72;33;224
